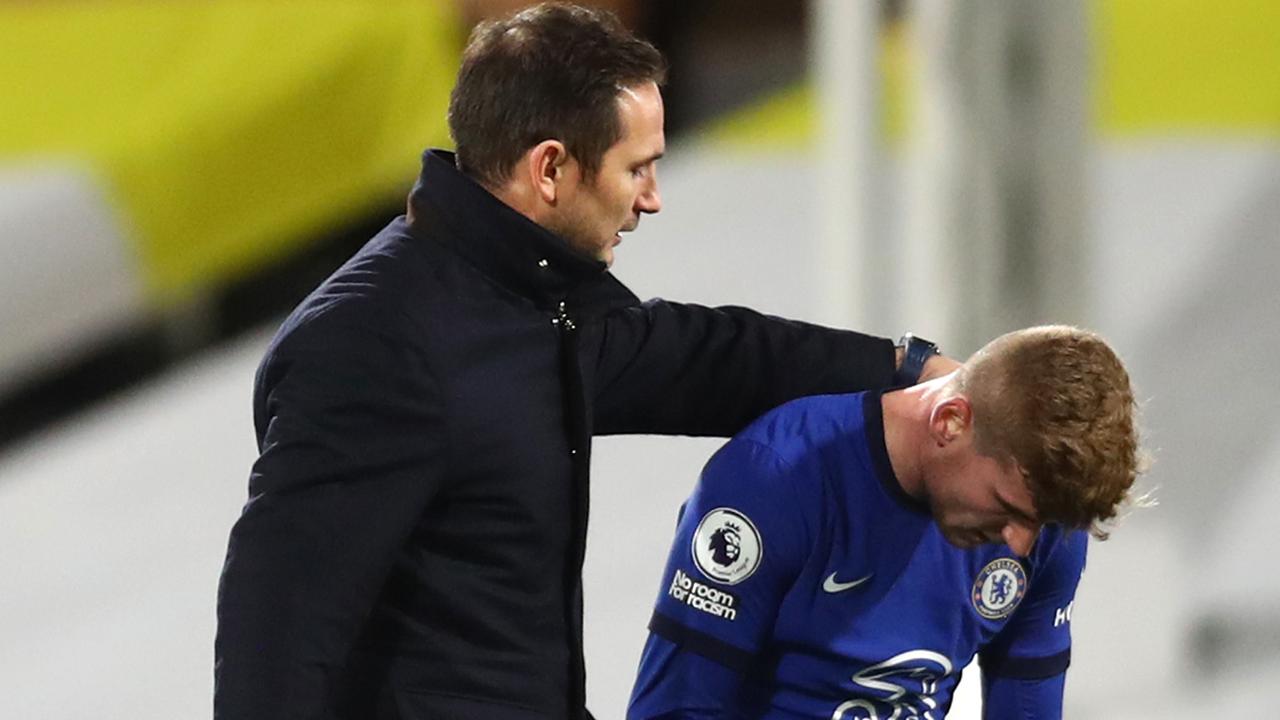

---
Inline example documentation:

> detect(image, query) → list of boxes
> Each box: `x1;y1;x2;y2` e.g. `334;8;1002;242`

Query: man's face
924;448;1042;557
546;81;665;267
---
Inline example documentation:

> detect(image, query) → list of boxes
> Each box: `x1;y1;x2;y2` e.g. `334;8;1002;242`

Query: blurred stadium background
2;0;1277;717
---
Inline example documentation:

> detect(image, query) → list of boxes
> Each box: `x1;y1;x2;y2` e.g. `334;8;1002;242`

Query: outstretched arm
588;299;897;437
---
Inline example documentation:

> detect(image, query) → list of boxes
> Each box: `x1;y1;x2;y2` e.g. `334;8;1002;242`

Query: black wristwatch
894;333;940;386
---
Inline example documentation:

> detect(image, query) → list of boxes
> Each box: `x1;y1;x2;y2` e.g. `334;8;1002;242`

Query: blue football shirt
629;391;1086;719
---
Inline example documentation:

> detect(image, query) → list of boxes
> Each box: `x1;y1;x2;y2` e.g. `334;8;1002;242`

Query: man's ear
526;139;571;204
928;395;973;447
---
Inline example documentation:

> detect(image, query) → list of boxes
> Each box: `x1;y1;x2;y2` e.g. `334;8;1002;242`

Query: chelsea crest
971;558;1027;619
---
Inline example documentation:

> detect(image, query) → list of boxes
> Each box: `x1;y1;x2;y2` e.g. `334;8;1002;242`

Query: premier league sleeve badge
691;507;763;585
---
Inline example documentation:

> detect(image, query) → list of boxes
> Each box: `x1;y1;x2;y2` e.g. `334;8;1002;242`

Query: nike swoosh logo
823;572;873;593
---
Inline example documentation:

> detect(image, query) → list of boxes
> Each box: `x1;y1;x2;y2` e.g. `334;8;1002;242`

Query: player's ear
929;396;973;447
526;139;572;204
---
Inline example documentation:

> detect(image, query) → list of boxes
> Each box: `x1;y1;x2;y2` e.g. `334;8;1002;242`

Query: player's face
548;82;664;267
926;451;1042;557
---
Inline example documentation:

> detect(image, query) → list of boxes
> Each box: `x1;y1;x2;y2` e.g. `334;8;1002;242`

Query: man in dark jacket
214;4;950;719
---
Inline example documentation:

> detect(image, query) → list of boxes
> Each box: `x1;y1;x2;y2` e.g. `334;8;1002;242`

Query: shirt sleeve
587;299;895;437
628;435;817;719
214;320;447;720
978;529;1088;719
980;673;1066;719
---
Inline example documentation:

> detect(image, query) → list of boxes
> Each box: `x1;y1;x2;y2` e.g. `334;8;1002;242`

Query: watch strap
894;333;940;386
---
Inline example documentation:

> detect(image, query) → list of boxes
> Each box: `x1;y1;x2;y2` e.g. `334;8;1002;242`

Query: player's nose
1002;523;1038;556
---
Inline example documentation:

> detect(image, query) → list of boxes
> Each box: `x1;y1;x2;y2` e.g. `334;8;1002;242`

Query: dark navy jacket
214;150;896;720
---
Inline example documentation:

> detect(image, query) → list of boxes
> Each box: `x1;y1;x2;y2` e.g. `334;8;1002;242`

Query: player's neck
880;381;945;501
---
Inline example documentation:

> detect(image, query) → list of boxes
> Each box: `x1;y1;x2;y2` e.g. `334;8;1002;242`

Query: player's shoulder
1036;525;1087;555
731;391;871;465
1028;525;1089;579
694;392;873;515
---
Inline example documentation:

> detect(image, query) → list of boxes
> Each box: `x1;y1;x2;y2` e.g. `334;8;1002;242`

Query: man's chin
941;529;979;550
561;239;614;267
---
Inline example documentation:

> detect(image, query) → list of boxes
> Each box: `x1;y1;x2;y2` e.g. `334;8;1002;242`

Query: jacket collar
406;149;609;308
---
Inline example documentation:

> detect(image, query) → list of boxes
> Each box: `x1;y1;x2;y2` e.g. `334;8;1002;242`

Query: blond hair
953;325;1143;539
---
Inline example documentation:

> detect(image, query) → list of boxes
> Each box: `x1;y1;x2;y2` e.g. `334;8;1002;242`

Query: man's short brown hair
447;2;667;188
954;325;1143;538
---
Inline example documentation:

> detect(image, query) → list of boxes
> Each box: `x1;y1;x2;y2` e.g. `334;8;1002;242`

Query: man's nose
637;177;661;214
1002;523;1039;556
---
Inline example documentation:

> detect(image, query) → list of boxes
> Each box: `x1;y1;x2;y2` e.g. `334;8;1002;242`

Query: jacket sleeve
587;299;896;436
214;321;446;720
